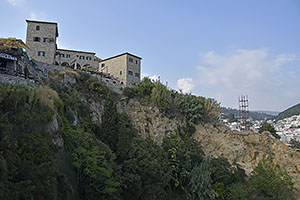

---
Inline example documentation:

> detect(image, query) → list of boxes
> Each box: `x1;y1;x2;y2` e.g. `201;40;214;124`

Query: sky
1;0;300;111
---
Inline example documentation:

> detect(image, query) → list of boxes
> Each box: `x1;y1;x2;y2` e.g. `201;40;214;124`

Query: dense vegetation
124;77;220;136
0;72;295;199
276;103;300;121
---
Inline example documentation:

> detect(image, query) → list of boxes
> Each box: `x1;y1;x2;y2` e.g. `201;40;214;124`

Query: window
36;26;40;30
66;54;71;58
120;71;122;75
33;37;40;42
79;56;85;60
43;38;49;43
86;56;92;60
101;63;105;68
38;51;45;56
128;71;133;75
49;38;55;42
60;54;65;58
136;60;138;64
135;73;140;77
129;58;133;62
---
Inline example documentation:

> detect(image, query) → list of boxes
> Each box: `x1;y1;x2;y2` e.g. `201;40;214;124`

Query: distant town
220;111;300;145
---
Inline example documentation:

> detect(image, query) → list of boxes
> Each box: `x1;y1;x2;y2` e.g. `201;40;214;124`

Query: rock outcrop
118;99;183;144
119;99;300;197
194;124;300;197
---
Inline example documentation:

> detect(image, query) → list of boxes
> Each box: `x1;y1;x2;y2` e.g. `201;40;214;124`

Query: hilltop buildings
25;20;141;86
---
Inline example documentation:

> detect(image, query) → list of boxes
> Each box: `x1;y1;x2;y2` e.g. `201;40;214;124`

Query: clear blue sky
1;0;300;111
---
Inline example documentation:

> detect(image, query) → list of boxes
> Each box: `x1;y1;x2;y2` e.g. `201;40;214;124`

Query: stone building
26;20;58;64
25;19;142;86
99;53;141;86
55;49;100;70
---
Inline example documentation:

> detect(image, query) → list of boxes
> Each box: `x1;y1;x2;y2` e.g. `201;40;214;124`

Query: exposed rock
89;100;104;124
192;123;300;198
52;137;64;148
48;114;64;148
118;99;183;144
48;114;58;133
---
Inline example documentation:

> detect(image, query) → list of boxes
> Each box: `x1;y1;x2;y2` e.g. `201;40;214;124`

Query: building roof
99;52;142;62
57;48;96;55
0;38;28;49
26;19;58;25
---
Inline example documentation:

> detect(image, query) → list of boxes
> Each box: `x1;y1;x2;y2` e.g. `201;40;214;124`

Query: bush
259;122;280;139
248;157;294;200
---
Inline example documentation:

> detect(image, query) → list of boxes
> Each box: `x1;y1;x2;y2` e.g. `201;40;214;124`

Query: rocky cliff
118;99;300;197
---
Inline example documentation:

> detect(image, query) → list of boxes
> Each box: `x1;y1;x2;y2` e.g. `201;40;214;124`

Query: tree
121;138;171;200
186;161;218;200
259;122;280;139
162;135;205;194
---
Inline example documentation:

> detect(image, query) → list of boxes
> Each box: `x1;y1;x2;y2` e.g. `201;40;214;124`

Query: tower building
25;20;58;64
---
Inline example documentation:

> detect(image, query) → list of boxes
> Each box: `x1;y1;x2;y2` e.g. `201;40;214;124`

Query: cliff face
117;99;184;144
118;99;300;197
192;124;300;195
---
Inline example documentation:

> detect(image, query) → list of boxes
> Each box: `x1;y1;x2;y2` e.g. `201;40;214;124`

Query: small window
49;38;54;42
120;71;122;75
43;38;49;43
38;51;45;56
33;37;40;42
136;60;138;64
36;26;40;30
135;73;139;77
60;54;65;58
66;54;71;58
128;71;133;75
79;56;85;60
101;63;105;68
86;56;92;60
129;58;133;62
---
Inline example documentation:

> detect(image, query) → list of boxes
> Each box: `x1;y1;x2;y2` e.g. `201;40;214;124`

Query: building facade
26;20;58;64
25;20;142;86
99;53;141;86
55;49;100;69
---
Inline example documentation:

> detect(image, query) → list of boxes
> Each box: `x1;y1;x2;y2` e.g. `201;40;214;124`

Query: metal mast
239;95;249;131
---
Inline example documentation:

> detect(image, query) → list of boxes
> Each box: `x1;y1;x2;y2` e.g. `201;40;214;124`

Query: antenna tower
238;95;249;131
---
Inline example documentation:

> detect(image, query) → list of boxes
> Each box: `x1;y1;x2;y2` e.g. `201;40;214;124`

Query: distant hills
221;107;274;121
253;110;279;116
276;103;300;121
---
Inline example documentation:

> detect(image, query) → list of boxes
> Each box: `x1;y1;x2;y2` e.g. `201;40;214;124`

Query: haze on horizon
1;0;299;112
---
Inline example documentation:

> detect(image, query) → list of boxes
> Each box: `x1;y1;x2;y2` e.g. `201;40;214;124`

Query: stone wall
126;54;141;86
99;54;127;85
0;74;35;86
99;53;141;87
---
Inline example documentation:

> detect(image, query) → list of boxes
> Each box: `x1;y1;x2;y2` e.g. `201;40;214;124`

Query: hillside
0;69;299;200
221;107;273;120
276;103;300;121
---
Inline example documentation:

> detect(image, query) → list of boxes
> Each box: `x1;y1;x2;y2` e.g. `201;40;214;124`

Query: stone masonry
26;20;58;64
99;52;141;86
